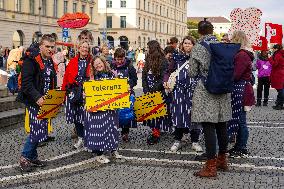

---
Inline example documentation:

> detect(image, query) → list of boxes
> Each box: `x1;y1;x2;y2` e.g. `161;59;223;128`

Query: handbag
167;60;189;92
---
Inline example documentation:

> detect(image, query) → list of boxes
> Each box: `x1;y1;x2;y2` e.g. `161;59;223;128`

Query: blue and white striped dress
171;54;198;129
227;81;246;139
65;58;87;124
84;72;119;151
28;59;54;143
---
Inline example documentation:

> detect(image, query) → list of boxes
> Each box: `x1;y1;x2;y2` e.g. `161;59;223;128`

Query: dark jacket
111;58;138;89
17;54;57;106
142;58;168;93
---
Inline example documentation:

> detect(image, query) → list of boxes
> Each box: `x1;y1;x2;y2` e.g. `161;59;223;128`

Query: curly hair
144;40;165;78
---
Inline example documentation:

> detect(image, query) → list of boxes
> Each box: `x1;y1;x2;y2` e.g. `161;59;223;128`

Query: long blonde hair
231;30;250;49
90;56;112;77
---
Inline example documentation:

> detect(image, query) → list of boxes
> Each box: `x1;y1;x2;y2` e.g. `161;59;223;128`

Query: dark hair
179;36;196;53
144;40;165;78
198;18;214;35
114;48;126;58
170;37;178;44
273;44;283;51
40;34;55;45
164;46;175;55
259;50;268;60
78;30;94;43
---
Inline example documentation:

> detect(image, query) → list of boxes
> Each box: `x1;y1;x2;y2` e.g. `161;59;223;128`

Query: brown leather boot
194;158;217;177
217;153;228;171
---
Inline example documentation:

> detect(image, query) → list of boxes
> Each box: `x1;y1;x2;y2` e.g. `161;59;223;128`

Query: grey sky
187;0;284;34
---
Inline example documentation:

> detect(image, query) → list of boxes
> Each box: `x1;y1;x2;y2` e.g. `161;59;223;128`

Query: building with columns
0;0;99;49
98;0;188;49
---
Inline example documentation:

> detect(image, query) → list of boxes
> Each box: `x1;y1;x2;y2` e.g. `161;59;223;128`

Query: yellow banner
84;78;130;112
37;89;66;119
134;91;167;122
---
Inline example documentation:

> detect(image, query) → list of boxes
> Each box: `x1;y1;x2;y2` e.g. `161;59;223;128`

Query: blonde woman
228;30;255;158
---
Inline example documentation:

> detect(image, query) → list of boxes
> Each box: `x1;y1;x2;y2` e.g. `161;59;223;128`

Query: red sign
57;12;90;28
265;23;283;44
252;36;268;51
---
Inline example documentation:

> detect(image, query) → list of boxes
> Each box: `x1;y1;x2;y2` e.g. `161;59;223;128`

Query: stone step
0;96;24;112
0;108;25;129
0;86;9;98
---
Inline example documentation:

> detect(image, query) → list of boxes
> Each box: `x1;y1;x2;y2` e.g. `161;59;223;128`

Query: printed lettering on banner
84;78;130;112
134;91;167;122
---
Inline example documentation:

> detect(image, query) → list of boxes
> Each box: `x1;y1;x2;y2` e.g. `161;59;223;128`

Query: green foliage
187;20;200;40
187;21;198;29
188;30;200;40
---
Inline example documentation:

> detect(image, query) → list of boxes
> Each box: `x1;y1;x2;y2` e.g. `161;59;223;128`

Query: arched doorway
107;36;114;48
119;36;128;50
12;30;25;48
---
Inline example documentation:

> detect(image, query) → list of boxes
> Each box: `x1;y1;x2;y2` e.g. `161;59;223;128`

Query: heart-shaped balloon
228;7;263;46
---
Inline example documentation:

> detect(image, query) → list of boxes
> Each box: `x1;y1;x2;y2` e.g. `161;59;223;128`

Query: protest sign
134;92;167;122
37;90;66;119
84;78;130;112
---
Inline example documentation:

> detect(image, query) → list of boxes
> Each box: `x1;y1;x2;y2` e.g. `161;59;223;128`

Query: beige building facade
0;0;99;49
98;0;188;49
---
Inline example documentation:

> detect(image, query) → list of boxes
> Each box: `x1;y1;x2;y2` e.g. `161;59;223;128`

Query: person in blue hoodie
110;48;138;142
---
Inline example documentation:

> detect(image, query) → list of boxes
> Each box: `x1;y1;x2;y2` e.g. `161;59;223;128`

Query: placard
37;90;66;119
84;78;130;112
134;92;167;122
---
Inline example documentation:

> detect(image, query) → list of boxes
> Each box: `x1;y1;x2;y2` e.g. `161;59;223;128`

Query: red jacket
61;54;92;90
269;50;284;89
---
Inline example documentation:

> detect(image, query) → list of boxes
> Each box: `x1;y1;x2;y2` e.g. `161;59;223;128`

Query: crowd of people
1;19;283;178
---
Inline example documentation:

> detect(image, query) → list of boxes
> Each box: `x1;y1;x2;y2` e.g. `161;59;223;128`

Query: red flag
252;36;268;51
265;23;283;44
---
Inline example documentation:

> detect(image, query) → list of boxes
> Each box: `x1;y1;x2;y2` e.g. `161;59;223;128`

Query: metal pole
39;0;42;33
105;0;107;44
174;0;176;37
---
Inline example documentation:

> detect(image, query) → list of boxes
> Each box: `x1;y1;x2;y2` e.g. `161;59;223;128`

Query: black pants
276;89;284;106
174;128;201;143
257;77;270;103
74;122;84;138
121;128;130;135
202;122;228;159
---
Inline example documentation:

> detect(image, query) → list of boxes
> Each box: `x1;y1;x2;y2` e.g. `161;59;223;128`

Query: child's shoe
96;155;110;164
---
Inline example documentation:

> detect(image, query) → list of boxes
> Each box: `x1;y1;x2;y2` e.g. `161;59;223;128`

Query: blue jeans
75;122;84;138
22;135;39;160
235;110;249;150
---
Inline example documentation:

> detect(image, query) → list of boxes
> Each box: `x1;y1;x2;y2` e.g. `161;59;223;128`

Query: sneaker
30;159;47;167
122;134;129;142
84;147;93;153
96;155;110;164
170;141;181;152
239;149;249;157
272;105;284;110
19;156;35;172
111;151;123;159
192;142;203;152
147;134;160;145
263;102;268;106
181;134;189;142
229;149;242;158
73;137;84;149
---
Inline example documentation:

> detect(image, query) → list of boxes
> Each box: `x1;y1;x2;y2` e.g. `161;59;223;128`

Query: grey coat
188;35;232;123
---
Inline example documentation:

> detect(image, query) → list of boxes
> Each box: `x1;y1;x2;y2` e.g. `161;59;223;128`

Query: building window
0;0;4;9
138;17;141;29
148;2;150;12
167;24;168;33
107;16;112;28
73;3;77;13
120;16;126;28
120;0;126;8
148;19;150;31
15;0;22;12
143;18;145;30
138;0;140;9
143;0;146;10
90;7;93;22
42;0;46;16
64;1;68;14
160;6;162;15
106;0;112;8
53;0;58;17
29;0;34;14
82;4;86;13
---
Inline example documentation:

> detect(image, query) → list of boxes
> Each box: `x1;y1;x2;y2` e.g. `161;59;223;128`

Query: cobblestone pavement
0;88;284;189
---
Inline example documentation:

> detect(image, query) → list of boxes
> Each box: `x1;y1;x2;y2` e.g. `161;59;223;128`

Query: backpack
200;41;241;94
